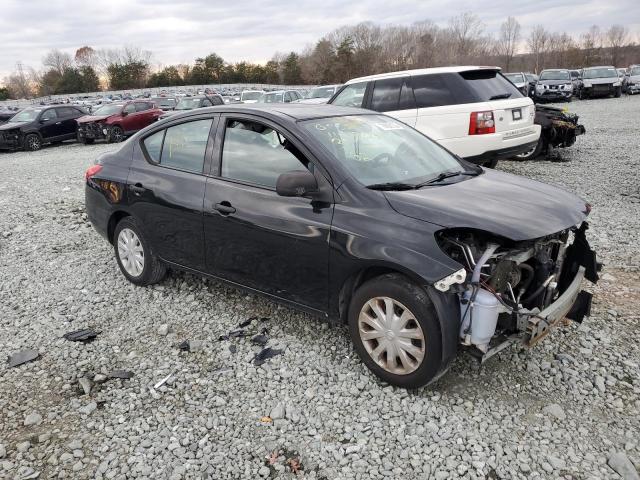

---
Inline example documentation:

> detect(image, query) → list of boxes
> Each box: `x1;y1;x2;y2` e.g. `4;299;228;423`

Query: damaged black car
85;104;598;389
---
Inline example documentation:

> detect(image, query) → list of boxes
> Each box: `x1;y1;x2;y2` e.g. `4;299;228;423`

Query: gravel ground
1;97;639;480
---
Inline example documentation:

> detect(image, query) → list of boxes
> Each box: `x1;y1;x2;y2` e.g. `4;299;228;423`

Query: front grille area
78;122;106;139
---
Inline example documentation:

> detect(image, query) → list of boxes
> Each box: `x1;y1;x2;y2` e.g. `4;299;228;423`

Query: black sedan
0;105;85;151
85;104;598;388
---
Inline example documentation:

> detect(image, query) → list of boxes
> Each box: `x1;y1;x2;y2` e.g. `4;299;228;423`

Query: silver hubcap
117;228;144;277
516;145;536;158
358;297;425;375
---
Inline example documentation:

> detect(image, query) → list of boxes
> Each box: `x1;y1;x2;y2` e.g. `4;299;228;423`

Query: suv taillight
469;111;495;135
85;164;102;181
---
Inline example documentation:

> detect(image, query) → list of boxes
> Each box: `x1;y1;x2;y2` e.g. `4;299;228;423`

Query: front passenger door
203;115;334;311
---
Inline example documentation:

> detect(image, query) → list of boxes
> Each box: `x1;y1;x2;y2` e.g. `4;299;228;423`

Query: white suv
329;66;541;167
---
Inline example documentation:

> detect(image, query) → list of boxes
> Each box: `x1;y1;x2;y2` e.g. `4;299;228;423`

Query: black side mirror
121;111;129;116
276;170;318;198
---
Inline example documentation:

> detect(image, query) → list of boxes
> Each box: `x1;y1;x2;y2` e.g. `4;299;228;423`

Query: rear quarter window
370;77;414;112
412;74;459;108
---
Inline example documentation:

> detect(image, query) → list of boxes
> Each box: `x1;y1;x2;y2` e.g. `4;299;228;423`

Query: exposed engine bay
435;222;599;359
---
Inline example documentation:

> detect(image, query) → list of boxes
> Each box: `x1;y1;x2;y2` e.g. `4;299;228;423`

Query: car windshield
93;104;124;116
504;73;524;83
540;70;570;80
583;68;618;79
175;98;202;110
629;67;640;76
242;91;262;101
261;93;283;103
308;87;336;98
301;114;464;187
10;109;41;122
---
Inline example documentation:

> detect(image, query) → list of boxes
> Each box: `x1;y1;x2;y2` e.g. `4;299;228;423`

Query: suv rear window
458;70;523;101
371;77;414;112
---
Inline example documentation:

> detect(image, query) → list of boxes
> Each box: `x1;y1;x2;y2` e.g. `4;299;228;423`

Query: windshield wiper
366;182;416;191
413;170;480;188
489;93;512;100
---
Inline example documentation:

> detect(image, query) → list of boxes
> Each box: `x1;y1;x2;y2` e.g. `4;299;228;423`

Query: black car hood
384;169;588;241
0;121;30;130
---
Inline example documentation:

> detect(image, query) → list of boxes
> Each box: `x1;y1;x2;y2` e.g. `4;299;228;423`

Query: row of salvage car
2;66;584;166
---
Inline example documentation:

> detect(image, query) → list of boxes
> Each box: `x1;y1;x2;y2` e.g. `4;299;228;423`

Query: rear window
458;70;523;101
370;77;414;112
412;74;459;108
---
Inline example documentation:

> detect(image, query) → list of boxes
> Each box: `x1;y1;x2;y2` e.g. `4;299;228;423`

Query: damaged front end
77;121;108;141
535;105;585;154
435;222;599;361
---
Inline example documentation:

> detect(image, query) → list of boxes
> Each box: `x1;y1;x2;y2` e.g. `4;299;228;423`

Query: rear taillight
469;111;495;135
85;164;102;181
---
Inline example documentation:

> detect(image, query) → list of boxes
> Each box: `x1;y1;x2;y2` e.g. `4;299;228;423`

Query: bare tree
606;25;629;66
528;25;550;73
42;49;72;74
496;17;521;71
580;25;602;66
448;12;485;63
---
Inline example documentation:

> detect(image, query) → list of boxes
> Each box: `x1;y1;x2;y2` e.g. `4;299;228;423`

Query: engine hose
522;274;555;305
471;243;499;284
517;264;535;301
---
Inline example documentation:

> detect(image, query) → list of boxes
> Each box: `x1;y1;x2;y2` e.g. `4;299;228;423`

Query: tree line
2;14;639;99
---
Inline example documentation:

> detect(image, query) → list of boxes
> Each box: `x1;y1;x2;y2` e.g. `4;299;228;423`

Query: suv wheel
107;125;125;143
513;137;544;161
114;217;166;286
348;273;444;388
23;133;42;151
614;86;622;98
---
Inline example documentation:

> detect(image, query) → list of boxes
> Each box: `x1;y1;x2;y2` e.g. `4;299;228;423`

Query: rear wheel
512;137;544;161
114;217;166;286
348;273;445;388
23;133;42;151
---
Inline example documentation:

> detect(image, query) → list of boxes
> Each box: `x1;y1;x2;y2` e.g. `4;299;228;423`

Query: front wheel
614;87;622;98
348;273;445;388
106;125;125;143
23;133;42;151
114;217;166;286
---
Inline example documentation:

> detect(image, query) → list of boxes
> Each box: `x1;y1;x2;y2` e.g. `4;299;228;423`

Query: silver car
624;65;640;95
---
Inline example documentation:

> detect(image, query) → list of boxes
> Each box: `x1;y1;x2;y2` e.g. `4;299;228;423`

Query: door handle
214;202;236;215
130;183;146;196
55;122;61;125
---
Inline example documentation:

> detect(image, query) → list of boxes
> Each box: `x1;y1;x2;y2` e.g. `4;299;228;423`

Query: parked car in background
296;84;343;104
503;72;530;96
329;66;540;168
85;103;598;388
0;107;20;125
0;105;85;151
624;65;640;94
151;97;178;111
579;66;622;99
240;90;264;104
259;90;303;103
533;69;574;102
159;95;224;119
76;100;163;144
569;70;583;95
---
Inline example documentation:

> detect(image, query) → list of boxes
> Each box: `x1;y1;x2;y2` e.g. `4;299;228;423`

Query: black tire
106;125;125;143
348;273;445;389
23;133;42;151
480;158;498;169
113;217;166;286
78;134;94;145
579;89;586;100
512;136;544;161
614;87;622;98
566;96;573;103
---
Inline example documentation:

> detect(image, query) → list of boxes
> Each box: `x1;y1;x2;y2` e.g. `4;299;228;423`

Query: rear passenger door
127;115;218;270
56;107;81;138
366;77;417;127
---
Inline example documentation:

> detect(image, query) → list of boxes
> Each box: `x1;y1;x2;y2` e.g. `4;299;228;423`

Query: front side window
301;114;462;187
123;104;136;114
142;119;213;173
221;119;308;188
330;82;367;108
41;109;58;121
135;102;151;112
371;77;408;112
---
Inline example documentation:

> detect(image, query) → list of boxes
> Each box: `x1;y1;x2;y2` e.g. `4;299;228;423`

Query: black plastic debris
177;340;190;351
253;347;283;366
218;334;229;341
229;329;245;338
109;370;134;379
251;334;269;347
260;317;270;322
7;350;39;368
229;344;237;354
238;317;257;328
63;328;99;343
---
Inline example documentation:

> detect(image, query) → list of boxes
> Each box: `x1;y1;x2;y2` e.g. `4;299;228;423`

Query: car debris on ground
7;350;39;368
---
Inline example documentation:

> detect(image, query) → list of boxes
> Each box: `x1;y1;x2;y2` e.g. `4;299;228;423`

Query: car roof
584;65;615;69
344;66;500;85
159;103;373;122
541;68;569;72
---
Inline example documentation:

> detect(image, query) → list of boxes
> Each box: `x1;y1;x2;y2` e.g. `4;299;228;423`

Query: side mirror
276;170;318;198
121;111;129;116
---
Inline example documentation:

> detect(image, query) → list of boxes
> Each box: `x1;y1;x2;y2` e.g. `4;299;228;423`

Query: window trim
210;113;333;192
138;114;219;175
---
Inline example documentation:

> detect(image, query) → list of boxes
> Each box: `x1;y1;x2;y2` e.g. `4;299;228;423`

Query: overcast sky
1;0;639;78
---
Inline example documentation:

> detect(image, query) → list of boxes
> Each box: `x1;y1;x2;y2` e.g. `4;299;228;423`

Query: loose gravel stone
608;452;640;480
0;98;639;479
23;412;42;427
